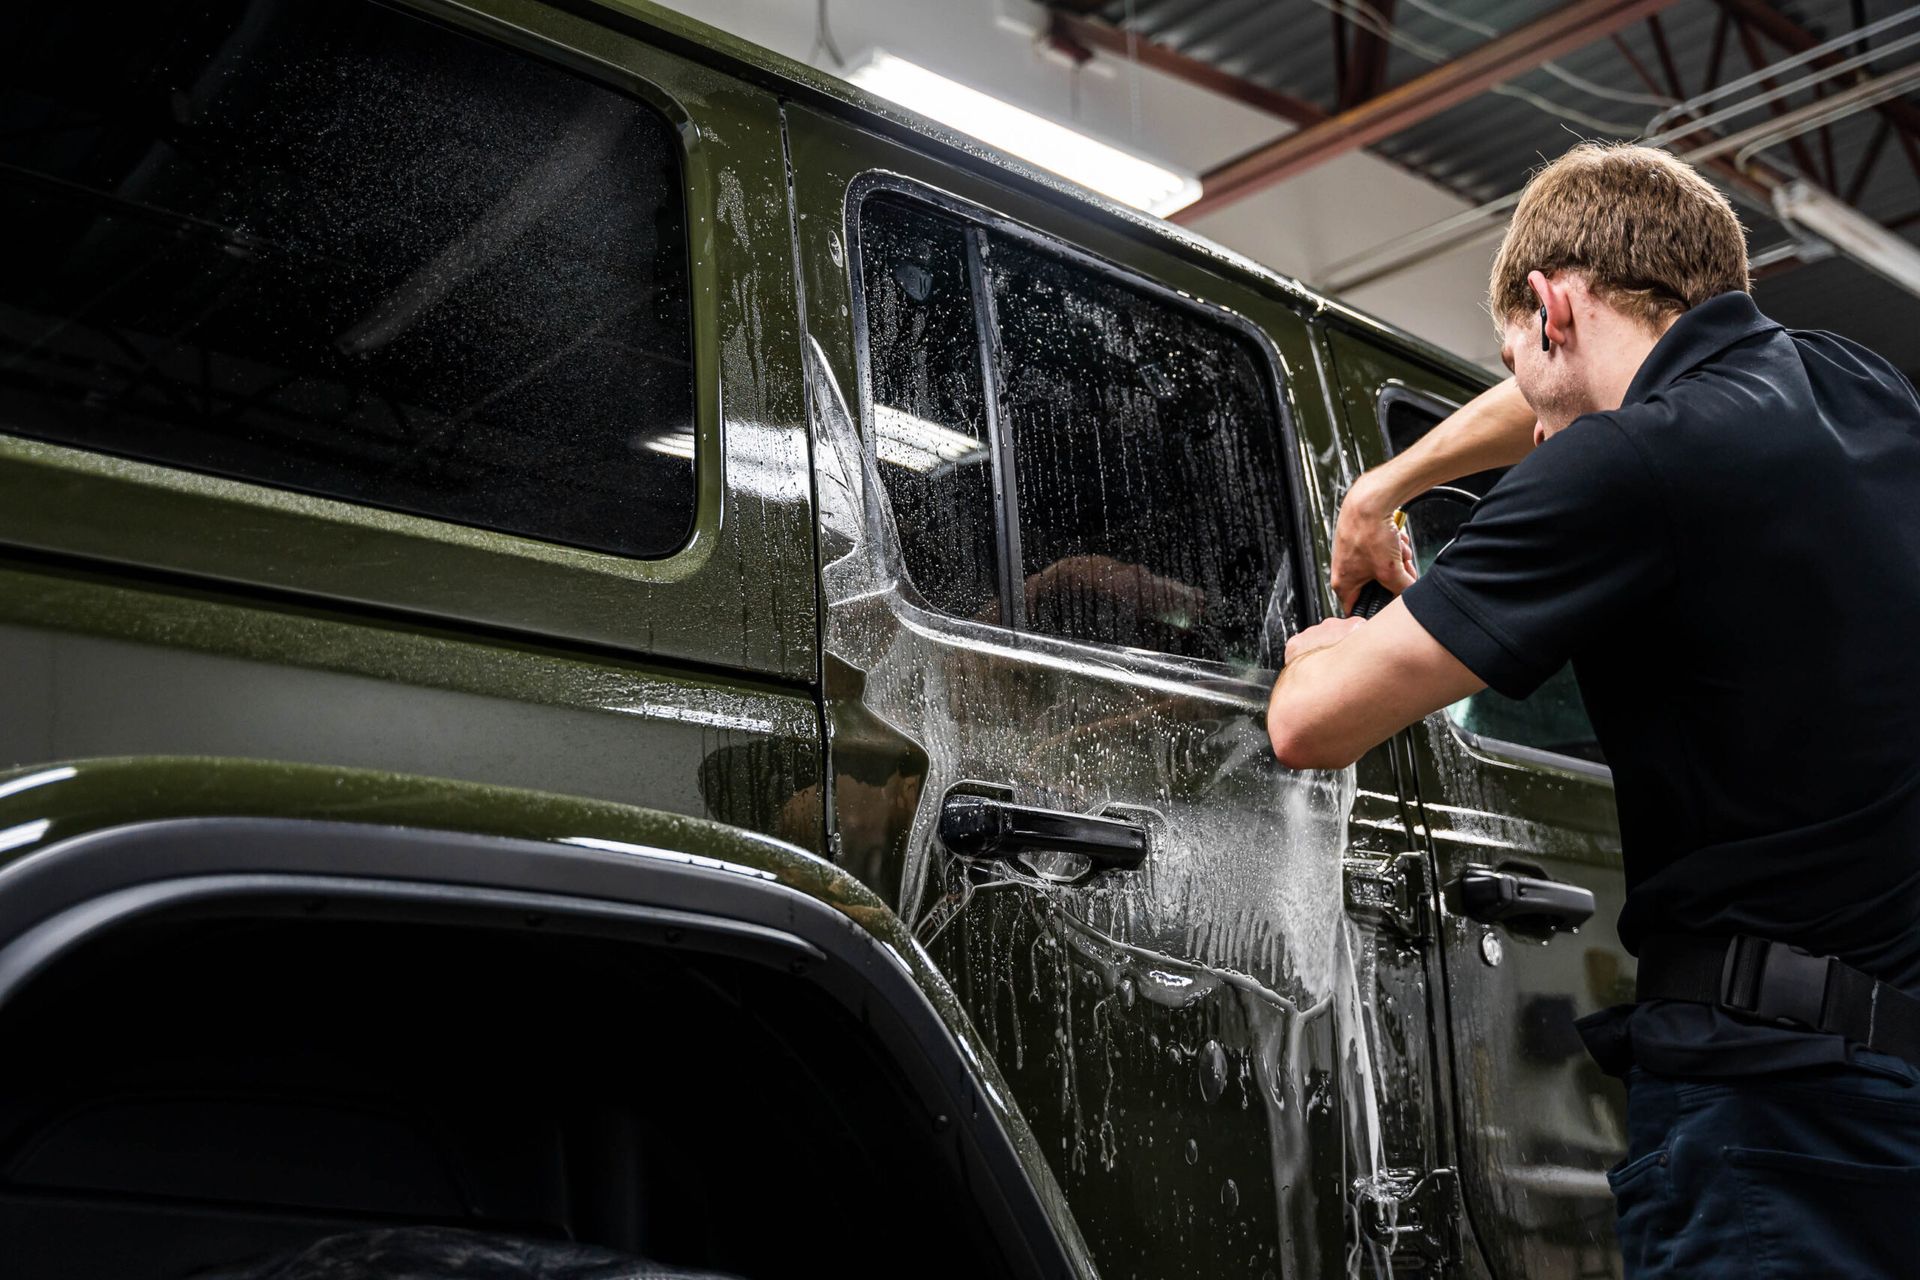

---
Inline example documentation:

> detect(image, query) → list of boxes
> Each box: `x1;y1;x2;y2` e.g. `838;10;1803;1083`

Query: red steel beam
1645;12;1688;99
1044;12;1328;129
1171;0;1682;224
1344;0;1400;110
1703;9;1732;94
1732;16;1824;188
1845;120;1893;205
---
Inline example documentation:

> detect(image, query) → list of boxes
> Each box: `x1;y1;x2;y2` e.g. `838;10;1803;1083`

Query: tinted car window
858;195;1001;618
0;0;695;558
990;237;1295;664
1384;393;1605;765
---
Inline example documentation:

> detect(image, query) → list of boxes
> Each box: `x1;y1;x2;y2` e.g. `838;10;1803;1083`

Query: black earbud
1540;305;1551;352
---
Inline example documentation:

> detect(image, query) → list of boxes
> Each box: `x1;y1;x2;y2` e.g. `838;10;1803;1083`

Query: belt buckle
1717;935;1834;1030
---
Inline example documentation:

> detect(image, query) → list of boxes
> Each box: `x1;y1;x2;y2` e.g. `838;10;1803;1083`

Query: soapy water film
808;341;1402;1278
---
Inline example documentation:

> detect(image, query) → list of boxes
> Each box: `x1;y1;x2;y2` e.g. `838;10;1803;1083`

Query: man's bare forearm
1356;377;1535;509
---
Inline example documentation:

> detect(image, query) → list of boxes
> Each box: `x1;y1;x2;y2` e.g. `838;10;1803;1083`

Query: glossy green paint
0;557;824;852
0;755;802;874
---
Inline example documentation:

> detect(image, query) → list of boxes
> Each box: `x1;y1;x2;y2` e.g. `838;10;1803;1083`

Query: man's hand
1284;615;1365;666
1331;377;1538;613
1331;479;1418;614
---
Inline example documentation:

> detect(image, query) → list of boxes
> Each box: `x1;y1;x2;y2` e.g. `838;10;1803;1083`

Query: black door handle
1456;866;1595;930
938;795;1148;872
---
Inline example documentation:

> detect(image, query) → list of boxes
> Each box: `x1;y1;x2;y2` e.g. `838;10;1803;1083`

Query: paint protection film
813;186;1409;1278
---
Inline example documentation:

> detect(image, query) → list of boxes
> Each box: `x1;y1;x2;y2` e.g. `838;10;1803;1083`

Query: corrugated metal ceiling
1066;0;1920;375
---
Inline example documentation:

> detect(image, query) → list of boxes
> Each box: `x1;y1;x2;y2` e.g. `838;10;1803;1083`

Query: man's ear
1527;270;1573;348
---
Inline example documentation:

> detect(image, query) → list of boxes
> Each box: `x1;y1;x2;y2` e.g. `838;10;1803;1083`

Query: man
1267;141;1920;1275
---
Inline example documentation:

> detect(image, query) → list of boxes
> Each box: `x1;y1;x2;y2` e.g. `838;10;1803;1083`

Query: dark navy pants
1612;1053;1920;1277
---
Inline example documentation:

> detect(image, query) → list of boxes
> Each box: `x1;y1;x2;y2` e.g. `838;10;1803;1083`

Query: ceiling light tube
846;50;1201;217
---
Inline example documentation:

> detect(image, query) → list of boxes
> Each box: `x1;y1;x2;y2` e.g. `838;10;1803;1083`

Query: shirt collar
1622;290;1782;405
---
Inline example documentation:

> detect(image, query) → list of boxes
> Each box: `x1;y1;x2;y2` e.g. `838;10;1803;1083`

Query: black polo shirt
1403;291;1920;1075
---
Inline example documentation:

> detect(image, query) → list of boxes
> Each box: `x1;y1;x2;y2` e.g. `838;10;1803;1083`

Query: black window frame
1374;380;1612;781
848;174;1312;675
0;0;702;563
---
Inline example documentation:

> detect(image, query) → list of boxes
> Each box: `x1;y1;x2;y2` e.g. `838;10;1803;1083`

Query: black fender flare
0;817;1089;1280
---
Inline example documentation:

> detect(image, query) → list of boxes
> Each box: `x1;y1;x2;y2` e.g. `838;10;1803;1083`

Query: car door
1327;331;1632;1280
785;106;1442;1279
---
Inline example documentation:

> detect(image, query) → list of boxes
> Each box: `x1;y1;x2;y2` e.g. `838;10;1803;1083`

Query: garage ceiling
1046;0;1920;378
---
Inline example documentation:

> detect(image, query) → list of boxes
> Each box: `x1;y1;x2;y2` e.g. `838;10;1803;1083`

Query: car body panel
0;557;826;855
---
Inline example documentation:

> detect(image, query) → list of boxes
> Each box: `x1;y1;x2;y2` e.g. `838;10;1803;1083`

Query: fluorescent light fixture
846;51;1201;217
1773;181;1920;301
871;403;990;475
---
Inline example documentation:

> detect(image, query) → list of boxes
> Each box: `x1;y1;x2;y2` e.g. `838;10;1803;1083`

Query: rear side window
855;190;1299;667
1383;391;1605;765
0;0;695;558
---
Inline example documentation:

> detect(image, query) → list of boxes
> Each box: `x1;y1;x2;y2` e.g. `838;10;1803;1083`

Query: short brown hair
1489;142;1749;330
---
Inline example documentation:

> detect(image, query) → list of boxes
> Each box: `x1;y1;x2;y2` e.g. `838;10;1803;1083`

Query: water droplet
1221;1177;1240;1213
1184;1137;1199;1165
1197;1039;1228;1103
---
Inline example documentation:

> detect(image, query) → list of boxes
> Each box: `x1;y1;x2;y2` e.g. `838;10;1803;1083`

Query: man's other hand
1332;475;1418;614
1284;616;1365;666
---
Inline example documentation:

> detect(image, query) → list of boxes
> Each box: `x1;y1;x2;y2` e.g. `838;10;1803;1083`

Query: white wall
652;0;1505;368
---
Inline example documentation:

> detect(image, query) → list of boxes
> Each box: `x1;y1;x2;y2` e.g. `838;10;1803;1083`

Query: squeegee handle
1348;581;1396;620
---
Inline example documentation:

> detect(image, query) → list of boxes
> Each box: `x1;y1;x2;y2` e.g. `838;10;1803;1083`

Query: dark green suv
0;2;1631;1277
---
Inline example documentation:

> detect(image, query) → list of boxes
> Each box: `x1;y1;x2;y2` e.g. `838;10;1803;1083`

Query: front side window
0;0;695;558
855;189;1300;667
990;239;1295;665
1383;392;1605;765
858;195;1000;619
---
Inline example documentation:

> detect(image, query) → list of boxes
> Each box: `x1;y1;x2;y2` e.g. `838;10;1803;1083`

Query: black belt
1636;933;1920;1070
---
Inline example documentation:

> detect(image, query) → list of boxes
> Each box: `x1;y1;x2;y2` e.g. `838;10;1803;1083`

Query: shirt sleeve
1400;412;1673;699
